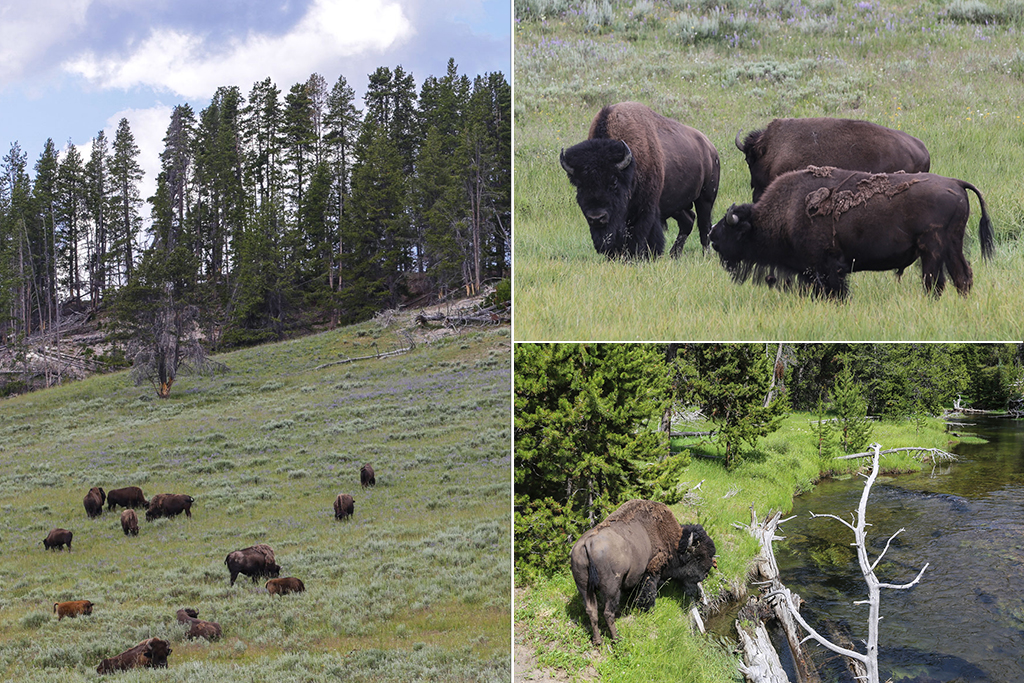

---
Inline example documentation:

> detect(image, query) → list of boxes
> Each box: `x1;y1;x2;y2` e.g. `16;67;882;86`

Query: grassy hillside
0;318;511;681
514;0;1024;340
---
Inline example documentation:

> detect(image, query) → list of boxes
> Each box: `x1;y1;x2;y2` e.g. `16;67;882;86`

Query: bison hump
593;499;683;576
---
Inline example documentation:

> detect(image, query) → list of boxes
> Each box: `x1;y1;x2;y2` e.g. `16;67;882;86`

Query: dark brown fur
266;577;305;596
334;493;355;520
120;508;139;536
83;487;105;518
96;637;171;673
736;117;931;202
710;167;994;299
225;545;281;586
107;486;148;511
43;528;73;551
54;599;93;620
560;101;720;258
360;463;375;487
176;608;222;640
146;493;194;521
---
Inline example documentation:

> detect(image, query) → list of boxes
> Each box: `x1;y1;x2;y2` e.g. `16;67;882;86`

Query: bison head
559;138;636;257
709;203;755;270
665;523;717;597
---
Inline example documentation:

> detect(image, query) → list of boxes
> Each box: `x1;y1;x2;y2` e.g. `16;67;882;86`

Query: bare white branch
870;527;907;571
879;562;930;590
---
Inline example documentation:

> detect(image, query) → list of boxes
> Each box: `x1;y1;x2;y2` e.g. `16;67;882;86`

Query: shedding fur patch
592;499;683;575
805;171;925;220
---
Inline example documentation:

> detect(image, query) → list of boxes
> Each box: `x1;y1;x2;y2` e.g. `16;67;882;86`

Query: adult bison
121;509;139;536
736;117;931;202
107;486;148;511
360;463;376;488
176;608;222;641
267;577;305;596
709;166;994;299
570;499;716;645
96;637;171;673
83;487;105;518
560;101;720;258
225;544;281;586
43;528;73;551
334;493;354;520
145;493;194;521
54;600;93;620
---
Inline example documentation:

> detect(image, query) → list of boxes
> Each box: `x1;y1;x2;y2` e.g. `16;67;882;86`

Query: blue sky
0;0;510;200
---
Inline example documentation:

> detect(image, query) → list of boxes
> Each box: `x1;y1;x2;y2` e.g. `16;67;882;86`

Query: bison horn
734;129;745;152
726;211;739;226
559;149;574;176
615;142;633;171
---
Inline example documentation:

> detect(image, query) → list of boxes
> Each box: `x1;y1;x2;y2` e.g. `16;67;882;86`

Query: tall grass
0;322;511;681
514;0;1024;340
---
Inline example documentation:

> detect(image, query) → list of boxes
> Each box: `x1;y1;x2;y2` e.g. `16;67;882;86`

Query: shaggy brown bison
560;101;720;258
43;528;73;551
145;493;194;521
83;487;105;518
54;600;93;620
570;499;717;645
106;486;148;511
225;544;280;586
267;577;305;596
360;463;376;487
334;493;355;520
709;166;994;299
176;608;222;640
96;637;171;673
735;117;931;202
121;509;139;536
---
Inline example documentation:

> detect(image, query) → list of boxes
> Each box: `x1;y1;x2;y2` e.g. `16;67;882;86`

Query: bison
120;509;139;536
107;486;148;511
83;487;105;518
225;544;281;586
360;463;376;488
145;493;194;521
176;608;222;641
96;637;171;674
560;101;720;258
54;600;93;620
736;117;931;202
334;493;355;520
43;528;73;551
709;166;994;299
570;499;716;645
267;577;305;596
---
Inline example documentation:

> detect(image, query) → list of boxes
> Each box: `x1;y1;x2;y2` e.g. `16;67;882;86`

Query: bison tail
53;602;58;613
962;181;994;260
586;547;600;594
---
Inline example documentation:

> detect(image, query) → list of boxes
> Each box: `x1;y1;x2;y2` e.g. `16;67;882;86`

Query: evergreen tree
56;141;88;304
1;143;33;337
323;74;361;322
830;361;874;453
108;118;144;286
85;130;110;306
32;139;60;329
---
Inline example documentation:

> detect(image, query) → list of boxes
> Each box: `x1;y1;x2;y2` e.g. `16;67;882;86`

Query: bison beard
570;500;717;645
560;102;720;259
709;167;994;299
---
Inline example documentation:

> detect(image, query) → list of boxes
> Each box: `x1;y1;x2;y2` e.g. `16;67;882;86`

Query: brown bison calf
334;493;354;520
96;637;172;674
176;608;222;640
267;577;305;596
43;528;73;551
83;487;105;518
121;509;139;536
54;600;93;620
360;463;375;487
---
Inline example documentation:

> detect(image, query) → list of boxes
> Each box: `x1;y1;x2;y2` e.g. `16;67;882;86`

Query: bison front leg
668;209;696;258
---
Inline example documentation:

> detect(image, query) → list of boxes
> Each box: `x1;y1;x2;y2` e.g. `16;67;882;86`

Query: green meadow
514;0;1024;340
0;321;510;681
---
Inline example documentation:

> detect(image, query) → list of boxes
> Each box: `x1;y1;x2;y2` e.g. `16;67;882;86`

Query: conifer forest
0;60;510;352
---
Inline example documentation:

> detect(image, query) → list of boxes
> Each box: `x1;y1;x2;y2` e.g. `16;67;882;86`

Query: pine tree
830;361;874;453
85;130;110;306
32;139;60;330
56;141;88;304
108;118;144;286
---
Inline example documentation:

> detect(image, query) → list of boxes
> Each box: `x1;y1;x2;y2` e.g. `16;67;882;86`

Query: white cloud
62;0;414;98
0;0;91;87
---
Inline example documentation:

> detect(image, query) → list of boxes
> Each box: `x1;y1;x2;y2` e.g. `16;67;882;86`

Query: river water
775;417;1024;682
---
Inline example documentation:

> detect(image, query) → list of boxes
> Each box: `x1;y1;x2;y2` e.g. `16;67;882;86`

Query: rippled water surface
776;417;1024;682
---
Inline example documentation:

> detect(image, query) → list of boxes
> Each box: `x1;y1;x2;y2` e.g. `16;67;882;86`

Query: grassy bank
513;0;1024;340
514;412;958;682
0;320;511;681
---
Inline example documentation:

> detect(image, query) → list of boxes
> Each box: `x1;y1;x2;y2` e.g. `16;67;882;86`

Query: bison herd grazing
37;463;376;673
561;102;995;299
